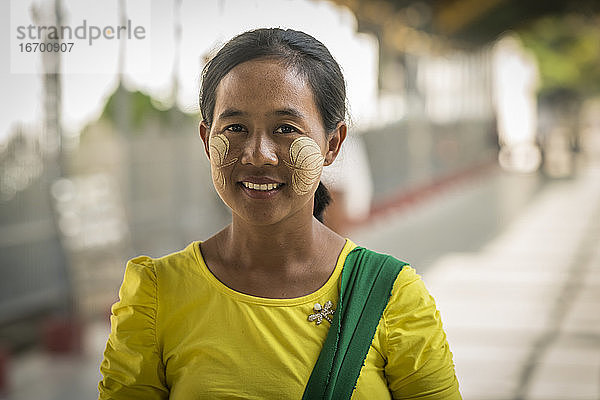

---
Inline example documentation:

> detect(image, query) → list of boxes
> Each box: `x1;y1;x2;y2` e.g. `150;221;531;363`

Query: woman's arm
98;257;169;400
383;266;462;400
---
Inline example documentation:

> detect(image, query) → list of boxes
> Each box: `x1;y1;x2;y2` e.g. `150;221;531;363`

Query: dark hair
199;28;346;222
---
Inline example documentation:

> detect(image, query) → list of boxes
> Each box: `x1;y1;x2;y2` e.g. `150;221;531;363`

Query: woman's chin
235;212;286;227
232;205;311;229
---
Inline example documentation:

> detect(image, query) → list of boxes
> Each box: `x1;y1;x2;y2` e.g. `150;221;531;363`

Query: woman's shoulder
348;245;430;314
127;242;201;275
116;242;209;316
121;242;203;294
153;241;202;271
344;244;429;312
348;245;411;278
380;261;440;334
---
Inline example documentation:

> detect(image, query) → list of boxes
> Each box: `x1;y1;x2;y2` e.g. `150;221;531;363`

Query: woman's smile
241;182;283;191
238;175;286;199
239;181;285;199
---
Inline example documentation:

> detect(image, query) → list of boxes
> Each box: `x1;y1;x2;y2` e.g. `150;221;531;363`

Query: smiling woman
98;28;462;400
199;56;339;227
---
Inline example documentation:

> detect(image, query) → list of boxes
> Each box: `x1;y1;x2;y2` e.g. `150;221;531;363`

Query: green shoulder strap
302;246;407;400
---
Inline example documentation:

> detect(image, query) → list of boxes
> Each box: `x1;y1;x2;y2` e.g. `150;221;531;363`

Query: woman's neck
201;208;346;298
221;212;325;274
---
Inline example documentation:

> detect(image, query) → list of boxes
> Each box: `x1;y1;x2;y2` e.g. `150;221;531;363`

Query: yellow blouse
98;239;461;399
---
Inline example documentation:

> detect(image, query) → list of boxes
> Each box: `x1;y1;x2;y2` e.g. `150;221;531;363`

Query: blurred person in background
98;28;460;399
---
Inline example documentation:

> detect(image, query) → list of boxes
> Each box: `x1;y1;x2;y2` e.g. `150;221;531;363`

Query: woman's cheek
209;133;238;191
285;136;325;196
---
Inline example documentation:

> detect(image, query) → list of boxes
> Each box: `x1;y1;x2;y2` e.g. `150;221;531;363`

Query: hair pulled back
199;28;346;223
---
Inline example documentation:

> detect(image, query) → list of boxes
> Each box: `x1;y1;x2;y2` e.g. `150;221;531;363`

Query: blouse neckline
191;238;356;306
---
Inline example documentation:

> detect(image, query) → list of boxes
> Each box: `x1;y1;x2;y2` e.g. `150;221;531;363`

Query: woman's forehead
213;59;319;119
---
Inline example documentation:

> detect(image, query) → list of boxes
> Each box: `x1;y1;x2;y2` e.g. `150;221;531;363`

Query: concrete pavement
400;159;600;399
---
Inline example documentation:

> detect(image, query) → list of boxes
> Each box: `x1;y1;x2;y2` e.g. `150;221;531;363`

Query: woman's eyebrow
273;108;306;119
217;107;306;120
218;108;245;119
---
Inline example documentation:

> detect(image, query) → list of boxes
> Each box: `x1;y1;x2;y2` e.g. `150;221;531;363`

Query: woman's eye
225;124;245;133
274;125;296;134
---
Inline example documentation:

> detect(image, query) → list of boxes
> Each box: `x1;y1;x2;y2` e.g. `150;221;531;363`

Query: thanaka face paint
283;136;325;195
209;133;238;190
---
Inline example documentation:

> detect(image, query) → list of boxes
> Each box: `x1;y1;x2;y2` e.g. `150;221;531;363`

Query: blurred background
1;0;599;399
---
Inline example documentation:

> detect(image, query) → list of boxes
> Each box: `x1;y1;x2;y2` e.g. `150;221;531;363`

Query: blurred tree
518;14;600;97
99;85;180;133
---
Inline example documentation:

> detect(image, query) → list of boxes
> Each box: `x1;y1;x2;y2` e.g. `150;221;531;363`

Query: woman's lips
239;176;282;184
241;181;284;191
238;181;285;199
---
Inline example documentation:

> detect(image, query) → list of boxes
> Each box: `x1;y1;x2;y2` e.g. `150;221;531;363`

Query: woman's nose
240;132;279;166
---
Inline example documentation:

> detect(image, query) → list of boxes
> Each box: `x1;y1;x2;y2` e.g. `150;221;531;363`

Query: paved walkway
359;158;600;399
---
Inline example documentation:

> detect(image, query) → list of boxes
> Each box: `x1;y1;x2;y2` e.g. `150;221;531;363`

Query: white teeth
242;182;281;191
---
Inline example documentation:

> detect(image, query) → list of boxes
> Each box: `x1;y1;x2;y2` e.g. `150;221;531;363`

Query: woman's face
200;59;344;226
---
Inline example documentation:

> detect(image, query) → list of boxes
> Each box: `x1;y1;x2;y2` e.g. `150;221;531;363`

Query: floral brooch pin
308;301;335;325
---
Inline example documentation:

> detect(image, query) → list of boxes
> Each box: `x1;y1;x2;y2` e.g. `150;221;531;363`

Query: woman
98;28;461;399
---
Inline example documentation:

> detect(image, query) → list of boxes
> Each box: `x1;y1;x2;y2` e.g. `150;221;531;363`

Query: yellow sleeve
383;266;461;400
98;257;169;399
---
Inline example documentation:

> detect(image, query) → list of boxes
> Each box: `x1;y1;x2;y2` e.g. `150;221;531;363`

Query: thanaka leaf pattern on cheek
209;133;238;189
283;136;324;195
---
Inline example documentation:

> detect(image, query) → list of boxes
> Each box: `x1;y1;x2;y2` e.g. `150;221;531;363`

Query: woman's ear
323;122;347;166
199;120;211;159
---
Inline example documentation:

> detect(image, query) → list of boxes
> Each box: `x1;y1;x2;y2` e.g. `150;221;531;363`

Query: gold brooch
308;301;335;325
